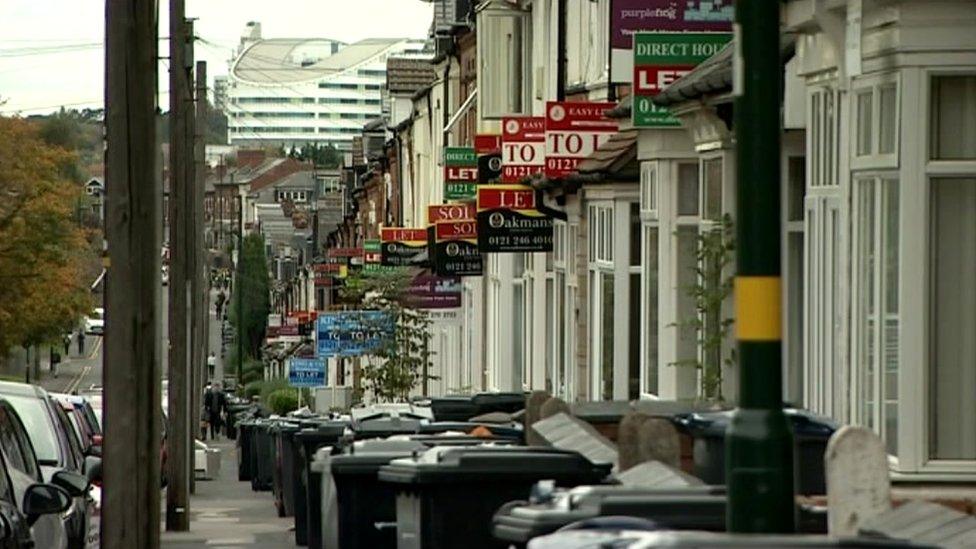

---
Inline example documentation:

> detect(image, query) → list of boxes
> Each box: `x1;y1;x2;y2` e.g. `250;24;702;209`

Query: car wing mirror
83;456;103;485
23;484;71;523
52;470;89;498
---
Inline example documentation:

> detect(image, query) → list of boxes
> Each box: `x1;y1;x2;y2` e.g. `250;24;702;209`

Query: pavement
160;439;295;548
160;290;295;548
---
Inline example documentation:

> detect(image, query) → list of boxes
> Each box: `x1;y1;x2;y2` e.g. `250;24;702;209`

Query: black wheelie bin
378;445;611;549
294;422;347;548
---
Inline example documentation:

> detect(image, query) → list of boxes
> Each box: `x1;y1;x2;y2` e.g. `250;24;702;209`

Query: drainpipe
557;0;567;101
443;57;451;145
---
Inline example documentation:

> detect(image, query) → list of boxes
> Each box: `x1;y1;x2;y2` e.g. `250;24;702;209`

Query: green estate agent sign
444;147;478;201
632;32;732;127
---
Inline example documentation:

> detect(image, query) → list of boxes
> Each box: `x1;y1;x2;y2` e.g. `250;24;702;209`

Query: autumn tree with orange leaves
0;116;94;358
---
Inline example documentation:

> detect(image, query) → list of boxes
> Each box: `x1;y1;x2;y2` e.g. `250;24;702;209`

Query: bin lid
676;408;838;438
472;392;526;404
418;421;522;440
494;486;724;543
569;401;632;423
353;417;423;438
527;530;934;548
402;434;518;447
378;446;610;485
330;440;426;475
350;403;434;422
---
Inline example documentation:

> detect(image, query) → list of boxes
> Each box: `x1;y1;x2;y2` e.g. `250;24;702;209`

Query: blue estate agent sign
316;311;392;357
288;358;326;388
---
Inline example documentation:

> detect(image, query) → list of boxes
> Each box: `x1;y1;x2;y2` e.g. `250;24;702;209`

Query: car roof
0;380;46;399
50;393;86;404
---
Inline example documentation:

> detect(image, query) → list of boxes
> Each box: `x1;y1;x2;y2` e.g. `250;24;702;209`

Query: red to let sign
443;165;478;182
381;228;428;243
501;117;545;183
476;185;537;211
474;134;501;154
544;102;618;178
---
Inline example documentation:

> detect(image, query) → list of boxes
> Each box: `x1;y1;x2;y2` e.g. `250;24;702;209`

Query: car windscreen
5;395;60;465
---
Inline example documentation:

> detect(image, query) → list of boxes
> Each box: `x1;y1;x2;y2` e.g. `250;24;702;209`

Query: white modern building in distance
223;22;428;150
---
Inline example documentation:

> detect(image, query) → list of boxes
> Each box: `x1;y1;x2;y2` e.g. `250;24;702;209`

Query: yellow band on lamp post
735;276;781;341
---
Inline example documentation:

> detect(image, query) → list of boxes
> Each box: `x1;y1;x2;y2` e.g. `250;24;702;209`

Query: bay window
588;203;614;400
851;176;900;456
926;73;976;461
929;177;976;459
639;161;660;396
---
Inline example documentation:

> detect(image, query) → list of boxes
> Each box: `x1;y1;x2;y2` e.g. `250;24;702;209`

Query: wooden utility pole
184;20;198;497
103;0;161;547
192;59;208;461
166;0;191;531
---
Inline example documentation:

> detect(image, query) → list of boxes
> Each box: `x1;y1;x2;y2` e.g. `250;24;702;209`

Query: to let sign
502;117;545;183
544;102;618;179
288;358;327;388
380;228;429;267
632;32;732;127
444;147;478;201
316;311;391;357
476;185;553;253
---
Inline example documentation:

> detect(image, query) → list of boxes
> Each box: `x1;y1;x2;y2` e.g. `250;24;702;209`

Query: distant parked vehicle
83;309;104;336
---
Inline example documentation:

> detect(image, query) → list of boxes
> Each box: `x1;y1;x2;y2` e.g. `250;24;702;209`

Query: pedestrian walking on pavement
77;331;85;356
204;383;225;440
203;383;215;440
63;334;71;357
207;352;216;380
215;291;226;319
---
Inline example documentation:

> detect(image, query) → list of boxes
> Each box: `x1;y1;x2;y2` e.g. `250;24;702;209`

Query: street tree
228;233;271;361
0;116;93;357
341;270;435;402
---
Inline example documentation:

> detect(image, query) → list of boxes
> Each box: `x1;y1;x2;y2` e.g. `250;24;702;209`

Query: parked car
0;382;96;549
52;394;102;457
83;309;104;336
0;398;73;549
50;399;100;548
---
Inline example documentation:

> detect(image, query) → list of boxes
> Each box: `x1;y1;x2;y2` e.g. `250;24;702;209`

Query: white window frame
476;2;532;119
898;67;976;477
782;134;806;406
851;73;901;170
849;173;900;462
808;87;842;188
550;221;570;399
588;201;615;400
640;161;660;396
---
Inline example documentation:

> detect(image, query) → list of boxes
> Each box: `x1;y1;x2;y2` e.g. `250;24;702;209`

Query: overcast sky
0;0;434;115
